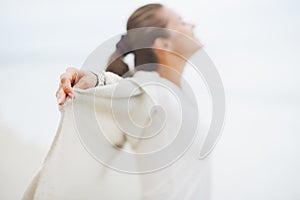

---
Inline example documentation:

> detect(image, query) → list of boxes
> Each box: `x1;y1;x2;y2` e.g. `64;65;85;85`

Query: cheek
182;26;194;37
170;36;188;53
167;22;189;35
173;25;193;38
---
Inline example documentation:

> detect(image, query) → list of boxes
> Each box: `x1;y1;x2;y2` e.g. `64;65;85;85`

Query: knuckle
60;74;66;81
63;87;72;94
62;84;69;91
66;67;78;73
60;76;70;84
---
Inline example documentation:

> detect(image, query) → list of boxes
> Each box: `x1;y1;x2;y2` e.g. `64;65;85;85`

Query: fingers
60;73;74;98
61;67;80;97
56;85;66;105
66;67;79;80
56;67;80;105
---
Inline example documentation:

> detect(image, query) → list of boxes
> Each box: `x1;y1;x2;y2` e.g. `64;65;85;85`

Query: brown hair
106;4;169;77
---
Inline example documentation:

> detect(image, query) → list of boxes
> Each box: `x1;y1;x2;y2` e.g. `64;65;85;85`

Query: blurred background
0;0;299;199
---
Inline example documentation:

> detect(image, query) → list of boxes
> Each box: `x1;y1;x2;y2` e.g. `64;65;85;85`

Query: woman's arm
56;67;98;105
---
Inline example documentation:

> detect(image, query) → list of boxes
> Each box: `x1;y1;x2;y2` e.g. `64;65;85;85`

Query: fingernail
68;93;73;99
57;97;61;104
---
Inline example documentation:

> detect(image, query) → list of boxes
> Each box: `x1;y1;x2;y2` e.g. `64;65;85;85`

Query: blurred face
157;8;202;57
165;9;196;39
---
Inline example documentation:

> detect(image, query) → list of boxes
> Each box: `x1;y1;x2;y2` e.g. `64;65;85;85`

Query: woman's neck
156;52;187;88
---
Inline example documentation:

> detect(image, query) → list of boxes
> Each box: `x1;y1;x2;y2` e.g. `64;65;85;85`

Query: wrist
89;71;106;87
89;71;99;87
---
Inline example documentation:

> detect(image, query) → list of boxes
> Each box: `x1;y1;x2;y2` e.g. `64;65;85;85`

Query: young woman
56;4;201;105
24;4;212;200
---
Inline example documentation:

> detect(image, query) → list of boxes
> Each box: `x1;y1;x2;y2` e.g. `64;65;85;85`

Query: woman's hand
56;67;98;105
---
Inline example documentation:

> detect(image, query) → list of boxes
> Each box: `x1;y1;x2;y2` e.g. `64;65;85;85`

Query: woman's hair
106;3;169;77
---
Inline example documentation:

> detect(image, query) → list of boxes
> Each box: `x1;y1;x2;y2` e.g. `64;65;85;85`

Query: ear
153;37;172;50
